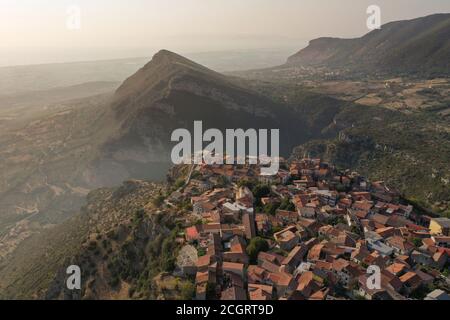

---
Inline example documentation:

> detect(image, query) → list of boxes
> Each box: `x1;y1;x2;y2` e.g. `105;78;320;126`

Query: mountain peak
153;49;184;59
147;49;193;66
141;49;217;75
114;50;225;106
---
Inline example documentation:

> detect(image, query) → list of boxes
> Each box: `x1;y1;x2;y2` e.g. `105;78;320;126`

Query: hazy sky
1;0;449;66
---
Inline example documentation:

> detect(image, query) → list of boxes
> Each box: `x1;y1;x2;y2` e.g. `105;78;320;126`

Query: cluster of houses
171;159;450;300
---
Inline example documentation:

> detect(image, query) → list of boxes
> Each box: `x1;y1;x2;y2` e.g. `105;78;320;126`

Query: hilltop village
166;159;450;300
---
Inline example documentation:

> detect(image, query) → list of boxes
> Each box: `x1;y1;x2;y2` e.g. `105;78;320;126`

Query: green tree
179;281;195;300
252;184;271;208
412;238;422;248
263;202;280;215
215;175;229;188
174;178;185;189
152;195;165;207
246;237;269;263
252;184;271;199
443;210;450;218
238;179;255;190
279;198;295;211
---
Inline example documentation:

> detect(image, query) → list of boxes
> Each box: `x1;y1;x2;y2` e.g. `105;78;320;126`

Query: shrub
180;281;195;300
238;179;255;190
252;184;271;199
412;238;422;248
174;178;185;189
215;176;229;188
246;237;269;263
88;240;97;250
197;247;207;257
109;276;120;288
152;195;165;207
263;202;280;215
278;198;295;211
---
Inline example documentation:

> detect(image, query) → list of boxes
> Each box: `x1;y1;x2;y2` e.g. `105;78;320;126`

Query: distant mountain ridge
287;13;450;76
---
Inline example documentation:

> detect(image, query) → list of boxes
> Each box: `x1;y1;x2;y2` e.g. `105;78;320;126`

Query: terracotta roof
197;202;217;211
282;245;307;266
354;210;369;219
332;258;350;272
308;244;324;261
186;226;200;240
248;284;273;300
258;251;284;265
422;238;435;247
223;262;245;274
433;251;447;262
385;263;408;275
261;260;280;274
203;223;221;232
433;236;450;243
371;214;390;226
376;227;395;237
195;271;210;284
346;263;364;277
221;286;247;300
248;265;266;277
351;198;371;206
314;260;332;271
386;236;414;252
351;246;370;261
381;270;403;292
268;272;293;287
248;288;270;300
399;271;421;286
196;254;211;268
309;289;329;300
296;271;314;291
276;230;297;243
